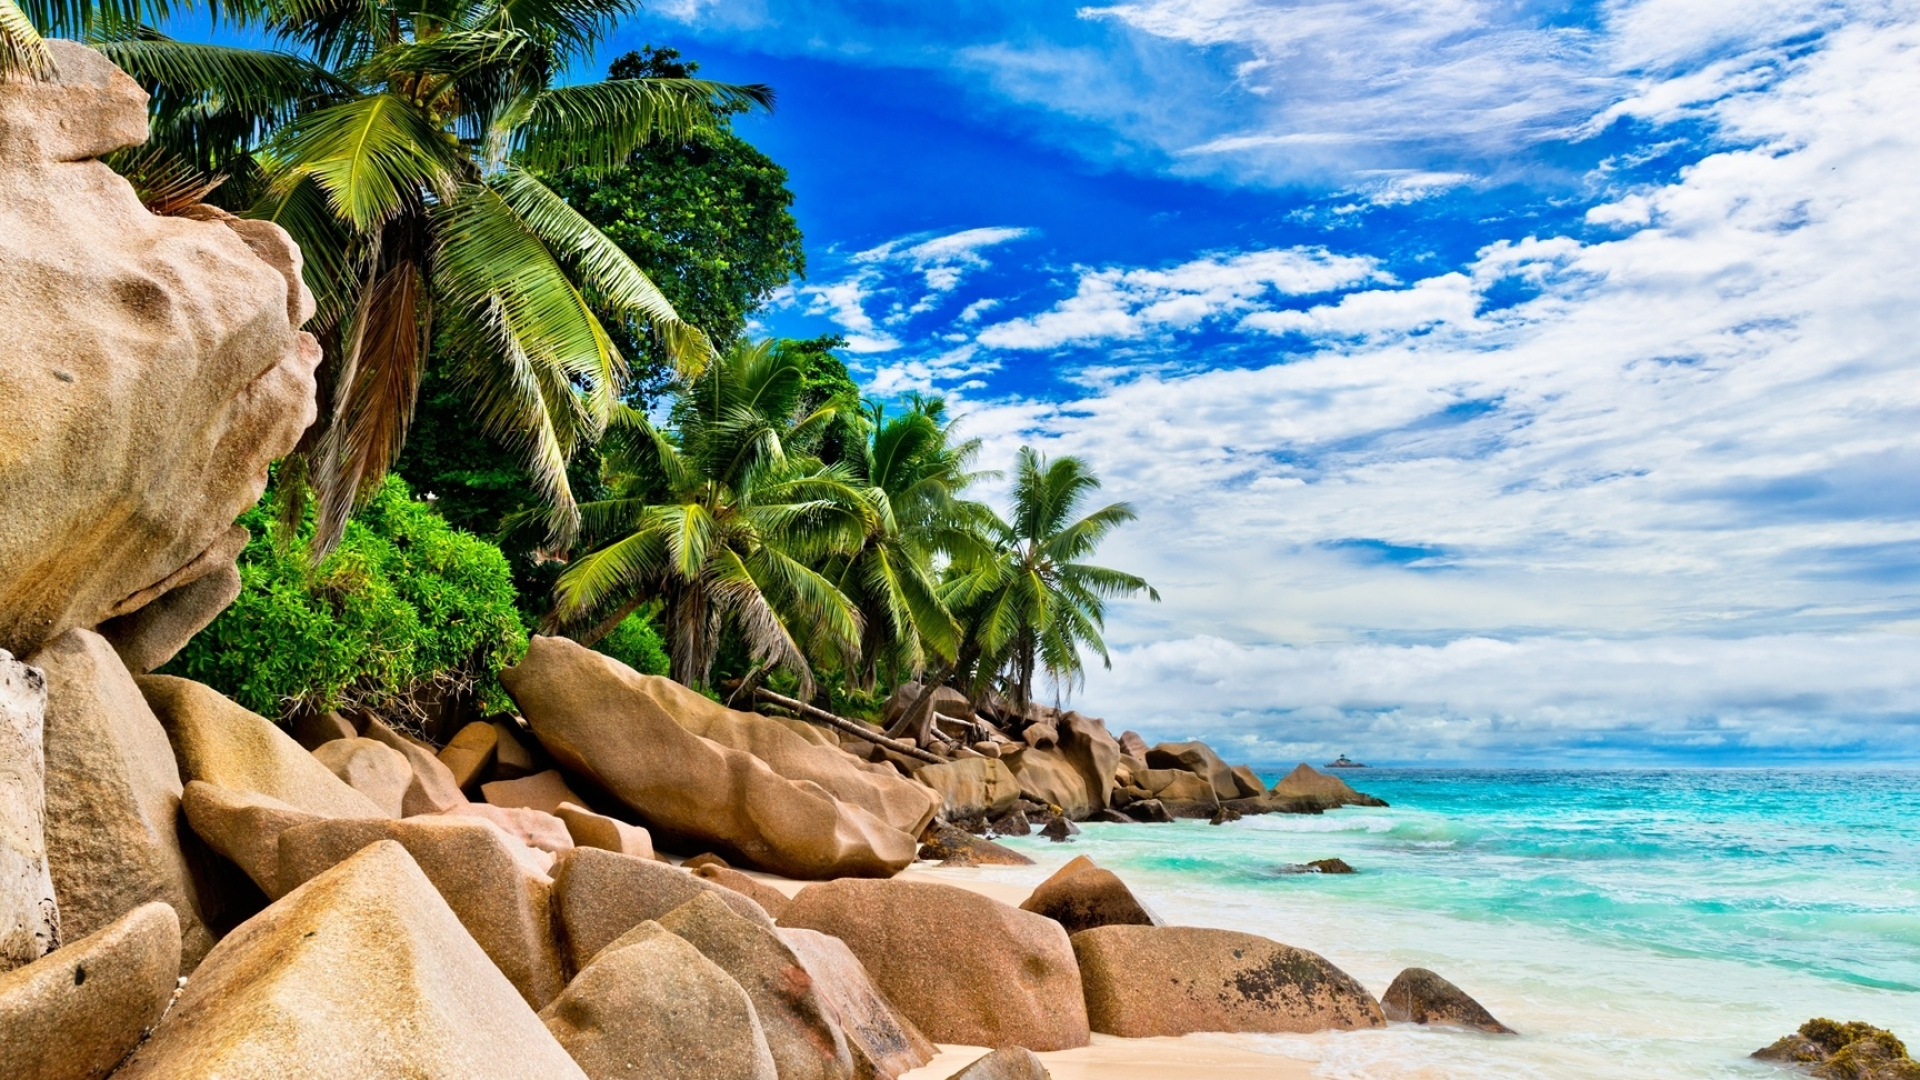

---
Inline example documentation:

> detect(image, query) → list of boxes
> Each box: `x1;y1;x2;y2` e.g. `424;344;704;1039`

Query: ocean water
982;769;1920;1079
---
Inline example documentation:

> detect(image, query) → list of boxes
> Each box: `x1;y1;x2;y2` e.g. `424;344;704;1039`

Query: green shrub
592;609;670;676
165;476;529;721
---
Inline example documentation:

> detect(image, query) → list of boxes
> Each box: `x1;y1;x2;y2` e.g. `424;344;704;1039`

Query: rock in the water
916;758;1020;821
554;801;656;860
438;720;498;789
540;919;776;1080
503;636;924;878
180;781;322;896
311;737;412;817
1380;968;1513;1033
32;631;214;967
0;650;56;970
0;41;319;660
115;841;586;1080
988;807;1033;837
0;901;178;1080
1124;799;1171;823
1307;858;1354;874
692;863;794;919
1269;763;1387;809
1041;817;1080;842
779;927;936;1080
1145;741;1240;802
1072;925;1385;1037
1755;1019;1919;1080
550;847;772;972
660;892;854;1080
1208;806;1242;825
276;815;565;1008
945;1047;1051;1080
779;878;1089;1052
361;716;468;815
96;536;244;675
1019;856;1158;935
137;675;386;819
482;768;582;815
918;824;1035;866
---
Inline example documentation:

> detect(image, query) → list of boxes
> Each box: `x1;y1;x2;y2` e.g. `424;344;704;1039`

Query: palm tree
549;338;872;692
11;0;770;552
946;447;1158;711
824;396;995;692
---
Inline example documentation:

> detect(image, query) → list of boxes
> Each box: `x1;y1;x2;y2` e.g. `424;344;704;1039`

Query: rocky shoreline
0;43;1501;1080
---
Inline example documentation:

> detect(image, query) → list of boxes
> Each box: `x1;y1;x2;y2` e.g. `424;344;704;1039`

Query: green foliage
777;335;865;464
592;609;670;676
165;476;528;721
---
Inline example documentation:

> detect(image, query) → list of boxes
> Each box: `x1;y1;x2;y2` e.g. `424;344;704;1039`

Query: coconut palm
10;0;771;552
824;396;995;692
549;338;872;691
945;447;1157;711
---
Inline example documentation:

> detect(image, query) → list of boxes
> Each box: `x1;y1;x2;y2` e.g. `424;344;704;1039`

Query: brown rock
945;1048;1051;1080
1145;741;1239;801
0;901;179;1080
137;675;385;818
779;878;1089;1051
1269;763;1388;809
491;719;539;780
1072;925;1385;1036
779;927;935;1080
290;708;358;751
660;892;854;1080
482;768;582;815
550;847;773;972
179;781;322;897
116;841;586;1080
1227;765;1267;800
32;631;214;967
277;815;565;1008
1008;714;1122;820
1117;731;1150;759
503;637;924;878
0;41;319;660
1019;856;1158;934
685;851;731;871
693;863;793;919
438;720;498;789
1150;771;1220;812
447;802;574;856
1124;799;1171;823
0;649;55;970
361;716;467;815
96;533;244;674
918;825;1035;867
1381;968;1514;1033
916;758;1020;821
541;919;776;1080
311;737;412;817
554;801;655;860
1306;858;1354;874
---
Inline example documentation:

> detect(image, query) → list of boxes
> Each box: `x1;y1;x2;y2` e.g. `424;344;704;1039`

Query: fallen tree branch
752;688;947;765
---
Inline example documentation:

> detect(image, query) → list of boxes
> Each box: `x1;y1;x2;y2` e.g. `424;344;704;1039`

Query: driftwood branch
753;688;946;765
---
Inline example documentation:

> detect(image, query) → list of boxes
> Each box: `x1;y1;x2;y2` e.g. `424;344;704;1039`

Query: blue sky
206;1;1920;764
610;2;1920;766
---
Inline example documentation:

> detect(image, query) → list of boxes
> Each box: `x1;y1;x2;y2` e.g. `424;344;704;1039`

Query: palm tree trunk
576;593;648;649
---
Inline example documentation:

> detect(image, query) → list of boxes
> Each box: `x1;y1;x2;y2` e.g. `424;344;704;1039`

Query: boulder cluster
1755;1019;1919;1080
0;41;1471;1080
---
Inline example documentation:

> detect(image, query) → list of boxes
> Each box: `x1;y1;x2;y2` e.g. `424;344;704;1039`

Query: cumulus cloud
1240;272;1481;338
975;247;1381;350
790;226;1033;349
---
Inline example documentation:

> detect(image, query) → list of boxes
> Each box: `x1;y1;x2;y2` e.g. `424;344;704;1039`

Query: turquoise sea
985;769;1920;1079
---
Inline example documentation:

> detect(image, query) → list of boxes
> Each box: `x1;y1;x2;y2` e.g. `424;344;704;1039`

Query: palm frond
511;76;772;174
1;0;53;80
276;92;461;231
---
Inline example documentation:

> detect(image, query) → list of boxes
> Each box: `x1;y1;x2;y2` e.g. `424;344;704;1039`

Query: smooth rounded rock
0;901;179;1080
312;737;412;818
945;1047;1051;1080
1019;856;1158;935
554;801;655;860
551;847;773;972
779;927;936;1080
1380;967;1514;1033
692;863;793;919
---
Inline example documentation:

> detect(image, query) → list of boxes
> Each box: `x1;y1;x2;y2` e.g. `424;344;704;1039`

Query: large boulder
31;631;214;967
692;862;794;919
917;825;1034;867
1018;856;1159;935
660;892;854;1080
0;901;178;1080
779;878;1089;1052
180;781;321;896
1007;713;1121;820
276;815;565;1008
311;737;412;817
541;919;776;1080
916;757;1019;821
115;841;587;1080
779;927;935;1080
438;720;498;789
448;802;573;858
1145;741;1239;802
0;41;319;660
554;801;655;860
1381;968;1514;1034
550;847;772;972
137;675;386;818
0;649;56;970
482;768;582;814
96;527;245;675
1269;763;1387;809
945;1048;1051;1080
503;637;923;878
1071;925;1384;1036
361;716;468;815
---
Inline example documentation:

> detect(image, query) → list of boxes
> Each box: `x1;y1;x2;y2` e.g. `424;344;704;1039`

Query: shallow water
981;769;1920;1079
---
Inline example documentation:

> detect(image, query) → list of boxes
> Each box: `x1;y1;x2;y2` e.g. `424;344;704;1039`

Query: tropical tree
825;396;994;693
945;447;1157;711
548;338;872;692
14;0;772;553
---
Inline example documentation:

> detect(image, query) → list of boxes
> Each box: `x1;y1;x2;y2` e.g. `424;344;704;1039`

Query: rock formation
0;901;178;1080
1755;1019;1918;1080
1018;856;1159;935
550;847;773;971
1270;763;1388;809
1380;967;1513;1033
779;927;935;1080
0;649;56;969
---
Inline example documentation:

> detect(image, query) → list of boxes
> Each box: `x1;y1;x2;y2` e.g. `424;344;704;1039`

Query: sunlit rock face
0;40;319;658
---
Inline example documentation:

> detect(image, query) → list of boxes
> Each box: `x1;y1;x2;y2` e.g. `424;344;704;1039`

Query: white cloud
856;226;1032;295
797;279;899;353
1239;272;1480;338
867;344;1002;397
975;247;1381;350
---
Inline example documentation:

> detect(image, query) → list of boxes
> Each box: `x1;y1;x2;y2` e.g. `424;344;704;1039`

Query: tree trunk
575;594;647;649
